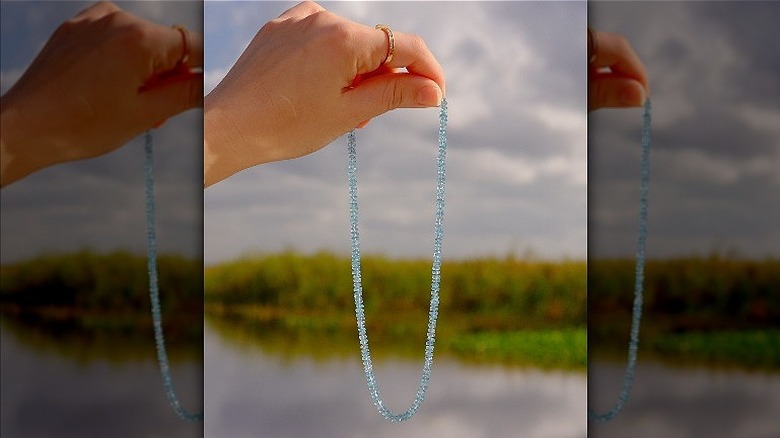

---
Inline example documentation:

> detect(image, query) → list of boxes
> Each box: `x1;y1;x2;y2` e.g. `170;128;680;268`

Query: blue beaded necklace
589;98;652;422
144;131;203;422
347;98;448;422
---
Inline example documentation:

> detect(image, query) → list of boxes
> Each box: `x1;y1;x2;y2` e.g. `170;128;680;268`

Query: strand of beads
144;131;204;422
347;98;448;422
589;98;651;422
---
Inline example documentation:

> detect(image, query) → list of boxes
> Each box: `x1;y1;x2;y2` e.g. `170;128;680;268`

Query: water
0;320;202;438
589;361;780;438
204;325;587;438
8;317;774;437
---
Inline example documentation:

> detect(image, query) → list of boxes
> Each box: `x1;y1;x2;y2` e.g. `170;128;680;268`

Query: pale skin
0;1;203;188
203;1;446;187
588;29;649;111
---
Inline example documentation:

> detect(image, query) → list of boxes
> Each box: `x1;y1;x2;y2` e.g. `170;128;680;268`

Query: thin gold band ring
375;24;395;65
172;24;191;65
588;27;598;64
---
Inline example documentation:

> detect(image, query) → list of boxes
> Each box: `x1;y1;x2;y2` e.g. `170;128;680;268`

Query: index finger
366;26;446;96
590;30;648;92
153;24;204;73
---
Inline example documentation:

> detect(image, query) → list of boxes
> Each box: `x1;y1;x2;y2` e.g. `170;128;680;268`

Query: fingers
157;25;204;74
140;70;204;124
589;74;646;111
172;27;204;69
589;30;649;92
366;26;446;96
344;72;442;123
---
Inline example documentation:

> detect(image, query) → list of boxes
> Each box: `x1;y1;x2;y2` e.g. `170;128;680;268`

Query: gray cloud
1;1;203;263
589;1;780;259
204;1;587;264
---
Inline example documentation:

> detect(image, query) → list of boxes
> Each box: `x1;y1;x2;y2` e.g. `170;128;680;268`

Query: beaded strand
347;98;448;422
589;98;652;422
144;131;204;422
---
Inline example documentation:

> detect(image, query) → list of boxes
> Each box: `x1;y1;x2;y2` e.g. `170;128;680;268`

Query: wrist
204;91;279;187
0;91;56;187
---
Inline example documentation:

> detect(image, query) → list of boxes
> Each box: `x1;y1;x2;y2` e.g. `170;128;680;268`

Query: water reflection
589;361;780;438
204;324;587;438
0;317;203;438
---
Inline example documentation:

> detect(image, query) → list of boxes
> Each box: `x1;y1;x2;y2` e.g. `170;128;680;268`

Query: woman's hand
204;1;446;187
588;28;649;111
0;1;203;187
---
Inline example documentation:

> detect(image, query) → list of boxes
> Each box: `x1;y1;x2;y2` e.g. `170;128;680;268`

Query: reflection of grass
1;315;200;364
450;329;586;369
206;309;586;369
650;330;780;369
206;252;587;369
0;251;203;362
589;256;780;369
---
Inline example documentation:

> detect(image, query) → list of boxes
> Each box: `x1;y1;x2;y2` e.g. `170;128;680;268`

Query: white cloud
203;1;587;263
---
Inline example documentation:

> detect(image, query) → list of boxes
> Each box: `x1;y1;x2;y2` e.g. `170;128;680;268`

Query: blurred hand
204;1;446;187
588;28;649;111
1;1;203;187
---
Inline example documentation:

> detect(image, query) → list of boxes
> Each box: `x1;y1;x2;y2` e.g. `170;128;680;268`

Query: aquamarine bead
347;98;448;422
145;131;204;422
589;98;652;422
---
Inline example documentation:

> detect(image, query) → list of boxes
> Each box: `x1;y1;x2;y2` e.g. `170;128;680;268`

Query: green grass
649;330;780;368
205;251;587;329
0;250;203;352
589;256;780;369
449;329;586;369
203;252;586;368
4;251;776;369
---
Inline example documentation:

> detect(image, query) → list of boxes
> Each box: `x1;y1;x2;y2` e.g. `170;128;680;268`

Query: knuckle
614;35;632;53
408;33;428;53
383;79;405;110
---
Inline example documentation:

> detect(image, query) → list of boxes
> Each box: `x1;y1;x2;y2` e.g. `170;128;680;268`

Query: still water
0;320;203;438
589;361;780;438
7;318;776;438
204;326;587;438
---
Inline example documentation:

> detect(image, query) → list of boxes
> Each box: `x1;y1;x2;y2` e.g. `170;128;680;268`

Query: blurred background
0;2;203;437
204;1;587;437
588;2;780;437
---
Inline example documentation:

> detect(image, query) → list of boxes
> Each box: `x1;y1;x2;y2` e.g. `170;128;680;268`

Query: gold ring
588;27;598;64
172;24;191;65
375;24;395;65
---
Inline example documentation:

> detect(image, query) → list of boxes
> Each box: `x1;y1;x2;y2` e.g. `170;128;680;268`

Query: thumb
589;75;646;111
345;73;442;122
139;70;204;124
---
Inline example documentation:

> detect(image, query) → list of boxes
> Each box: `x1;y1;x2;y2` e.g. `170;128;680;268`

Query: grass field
203;251;587;368
2;251;777;369
589;256;780;368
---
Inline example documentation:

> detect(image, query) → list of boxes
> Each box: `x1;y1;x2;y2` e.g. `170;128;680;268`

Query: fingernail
417;86;442;107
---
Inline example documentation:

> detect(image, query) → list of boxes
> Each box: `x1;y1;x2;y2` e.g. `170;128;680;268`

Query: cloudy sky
589;1;780;259
204;1;587;264
7;1;770;266
0;1;203;264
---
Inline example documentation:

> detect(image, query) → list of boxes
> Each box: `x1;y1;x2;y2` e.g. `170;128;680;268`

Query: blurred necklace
589;98;652;422
144;131;203;422
347;98;448;422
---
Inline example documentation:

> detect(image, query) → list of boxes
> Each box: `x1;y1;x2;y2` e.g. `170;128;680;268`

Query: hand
588;28;649;111
0;1;203;187
204;1;446;187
